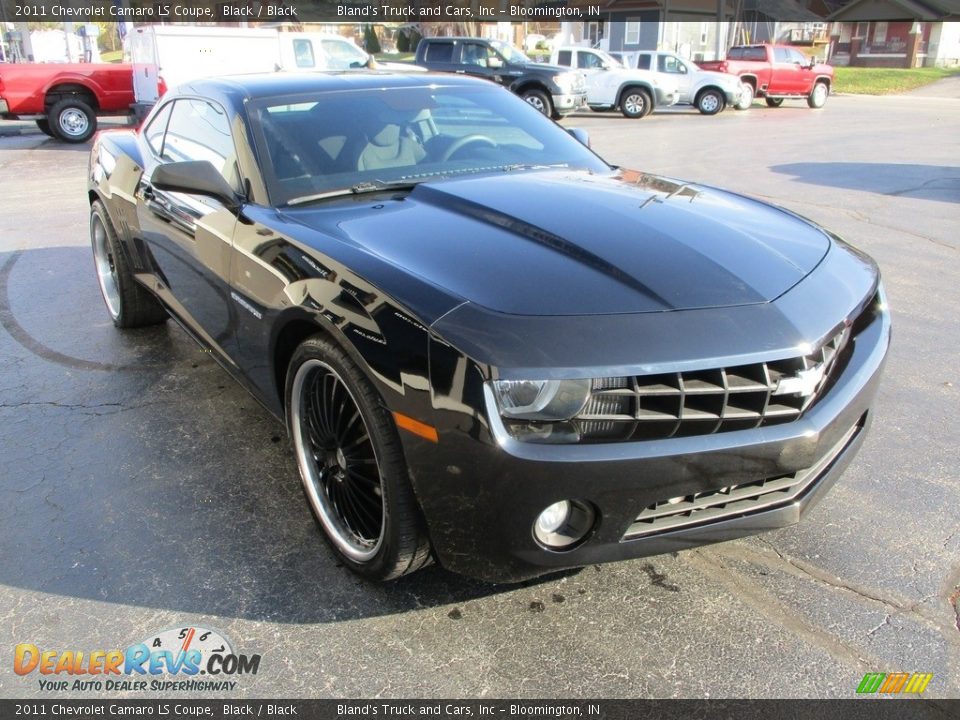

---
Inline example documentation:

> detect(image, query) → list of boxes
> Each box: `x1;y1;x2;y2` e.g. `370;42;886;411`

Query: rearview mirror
566;128;590;147
151;161;240;211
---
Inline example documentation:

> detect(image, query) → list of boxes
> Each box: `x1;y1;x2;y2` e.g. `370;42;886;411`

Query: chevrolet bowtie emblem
774;364;827;398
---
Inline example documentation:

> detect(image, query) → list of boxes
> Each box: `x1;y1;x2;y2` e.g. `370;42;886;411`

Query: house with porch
556;0;824;61
827;1;960;67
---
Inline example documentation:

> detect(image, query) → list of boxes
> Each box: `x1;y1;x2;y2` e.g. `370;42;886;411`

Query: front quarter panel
228;205;449;423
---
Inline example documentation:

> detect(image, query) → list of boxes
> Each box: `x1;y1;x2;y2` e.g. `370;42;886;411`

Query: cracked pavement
0;93;958;699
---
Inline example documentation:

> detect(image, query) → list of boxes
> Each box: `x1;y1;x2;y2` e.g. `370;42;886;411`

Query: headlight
555;71;581;93
491;379;592;421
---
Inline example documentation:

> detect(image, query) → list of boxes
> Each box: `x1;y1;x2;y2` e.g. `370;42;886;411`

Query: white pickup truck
550;46;678;118
612;50;744;114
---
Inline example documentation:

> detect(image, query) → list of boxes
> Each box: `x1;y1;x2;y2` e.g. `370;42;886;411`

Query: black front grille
576;325;852;442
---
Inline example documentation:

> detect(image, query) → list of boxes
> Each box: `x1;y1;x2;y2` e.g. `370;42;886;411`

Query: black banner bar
0;700;957;720
2;0;940;24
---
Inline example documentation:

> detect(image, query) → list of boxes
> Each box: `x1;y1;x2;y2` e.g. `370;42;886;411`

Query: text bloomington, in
338;4;600;18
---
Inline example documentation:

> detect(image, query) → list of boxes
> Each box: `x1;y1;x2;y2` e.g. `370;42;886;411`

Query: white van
130;26;281;117
128;26;408;120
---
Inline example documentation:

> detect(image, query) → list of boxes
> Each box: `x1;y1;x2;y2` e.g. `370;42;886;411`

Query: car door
769;46;800;94
136;97;240;361
658;53;692;102
788;48;816;93
577;49;618;104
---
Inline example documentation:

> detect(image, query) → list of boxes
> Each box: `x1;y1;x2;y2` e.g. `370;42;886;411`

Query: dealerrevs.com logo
14;626;261;692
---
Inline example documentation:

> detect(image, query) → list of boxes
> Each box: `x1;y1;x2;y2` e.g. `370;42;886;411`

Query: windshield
490;41;531;65
593;49;621;67
320;38;369;69
251;84;609;206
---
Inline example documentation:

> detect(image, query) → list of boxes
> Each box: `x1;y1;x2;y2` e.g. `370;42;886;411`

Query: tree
363;24;381;55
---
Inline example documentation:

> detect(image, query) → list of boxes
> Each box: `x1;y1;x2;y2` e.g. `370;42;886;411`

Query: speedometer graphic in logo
141;626;233;671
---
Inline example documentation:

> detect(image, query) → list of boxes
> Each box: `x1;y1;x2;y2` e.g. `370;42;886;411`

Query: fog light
536;501;571;535
533;499;596;550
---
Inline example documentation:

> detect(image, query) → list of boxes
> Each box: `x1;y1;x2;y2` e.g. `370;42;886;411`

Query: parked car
616;50;743;115
88;72;889;583
128;25;418;120
698;44;834;109
550;46;678;118
414;37;586;118
0;62;134;142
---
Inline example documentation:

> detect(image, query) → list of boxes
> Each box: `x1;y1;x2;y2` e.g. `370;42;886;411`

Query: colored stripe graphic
857;673;885;693
857;672;933;694
880;672;910;693
903;673;933;694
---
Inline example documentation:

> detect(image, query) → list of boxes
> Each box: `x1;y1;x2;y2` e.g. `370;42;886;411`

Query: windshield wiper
287;179;422;207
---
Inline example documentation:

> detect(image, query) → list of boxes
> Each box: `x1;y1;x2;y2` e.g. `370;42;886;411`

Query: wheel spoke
342;481;379;538
341;431;370;454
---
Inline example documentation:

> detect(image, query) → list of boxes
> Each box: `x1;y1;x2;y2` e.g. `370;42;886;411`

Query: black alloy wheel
287;336;432;580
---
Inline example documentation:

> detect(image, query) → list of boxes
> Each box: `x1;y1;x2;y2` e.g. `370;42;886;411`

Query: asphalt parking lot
1;87;958;699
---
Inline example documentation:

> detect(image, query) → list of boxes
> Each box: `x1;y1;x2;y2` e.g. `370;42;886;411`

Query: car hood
526;62;572;74
697;69;741;88
283;169;830;317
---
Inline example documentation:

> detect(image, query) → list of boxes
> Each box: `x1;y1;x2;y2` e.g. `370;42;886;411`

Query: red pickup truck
0;63;134;142
698;44;833;110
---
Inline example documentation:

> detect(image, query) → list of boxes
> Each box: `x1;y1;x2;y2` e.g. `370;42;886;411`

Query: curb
0;125;42;138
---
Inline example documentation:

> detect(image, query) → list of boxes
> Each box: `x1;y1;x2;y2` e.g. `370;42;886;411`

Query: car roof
180;71;483;103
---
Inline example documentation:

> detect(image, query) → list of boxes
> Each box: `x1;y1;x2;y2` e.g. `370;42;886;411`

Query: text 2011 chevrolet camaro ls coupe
88;73;889;583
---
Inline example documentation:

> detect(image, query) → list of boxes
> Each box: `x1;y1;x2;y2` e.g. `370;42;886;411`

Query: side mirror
488;56;503;69
566;127;590;147
151;161;240;212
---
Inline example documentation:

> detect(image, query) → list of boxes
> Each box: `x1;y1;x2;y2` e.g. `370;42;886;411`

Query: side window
789;49;808;65
557;50;572;67
577;51;602;70
162;99;241;193
461;42;490;66
636;53;651;70
658;55;683;73
293;39;315;68
144;102;173;156
425;42;454;63
773;47;790;63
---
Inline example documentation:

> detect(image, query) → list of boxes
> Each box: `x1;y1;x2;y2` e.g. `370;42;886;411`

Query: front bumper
403;293;889;583
724;87;742;105
552;92;586;115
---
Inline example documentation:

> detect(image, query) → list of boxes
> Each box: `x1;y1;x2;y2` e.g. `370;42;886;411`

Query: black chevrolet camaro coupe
88;72;889;583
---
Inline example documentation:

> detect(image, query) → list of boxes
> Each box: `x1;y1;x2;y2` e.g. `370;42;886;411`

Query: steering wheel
440;134;499;162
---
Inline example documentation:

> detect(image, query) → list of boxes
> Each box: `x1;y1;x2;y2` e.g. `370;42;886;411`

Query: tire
35;119;55;137
620;87;652;119
696;88;724;115
48;97;97;143
286;335;432;581
521;89;553;117
735;82;754;110
808;81;829;109
90;201;167;328
765;97;784;108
